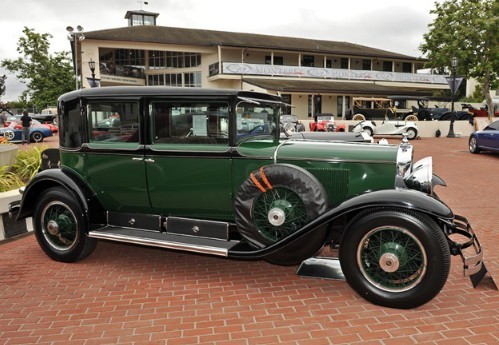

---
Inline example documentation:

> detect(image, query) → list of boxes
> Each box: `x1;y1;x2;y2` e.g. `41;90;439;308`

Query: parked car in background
462;102;499;119
346;97;419;122
310;113;346;132
0;122;53;143
11;86;487;310
469;120;499;154
353;120;419;140
387;96;473;122
279;114;305;133
7;118;58;133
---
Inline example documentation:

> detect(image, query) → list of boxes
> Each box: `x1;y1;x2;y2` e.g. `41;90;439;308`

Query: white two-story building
75;9;449;120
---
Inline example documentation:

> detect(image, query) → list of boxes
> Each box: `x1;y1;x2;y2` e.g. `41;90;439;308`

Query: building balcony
209;62;447;85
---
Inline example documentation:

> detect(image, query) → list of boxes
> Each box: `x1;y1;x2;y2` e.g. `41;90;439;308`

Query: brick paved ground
1;137;498;345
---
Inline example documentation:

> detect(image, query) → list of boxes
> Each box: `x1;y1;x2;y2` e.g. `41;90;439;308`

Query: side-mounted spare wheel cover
234;164;329;265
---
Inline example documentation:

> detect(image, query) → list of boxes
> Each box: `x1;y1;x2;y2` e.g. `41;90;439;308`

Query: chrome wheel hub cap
268;207;286;226
47;220;60;236
379;253;400;273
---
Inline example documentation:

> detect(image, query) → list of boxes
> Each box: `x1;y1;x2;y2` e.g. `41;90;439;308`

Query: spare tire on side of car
234;164;329;265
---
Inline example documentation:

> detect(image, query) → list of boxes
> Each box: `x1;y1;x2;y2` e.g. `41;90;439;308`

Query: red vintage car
310;113;346;132
461;103;499;118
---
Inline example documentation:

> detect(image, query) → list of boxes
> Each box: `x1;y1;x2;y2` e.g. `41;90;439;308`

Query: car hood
237;138;399;163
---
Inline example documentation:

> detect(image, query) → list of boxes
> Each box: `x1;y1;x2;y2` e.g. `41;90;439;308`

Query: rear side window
87;102;140;143
150;101;229;144
59;99;82;149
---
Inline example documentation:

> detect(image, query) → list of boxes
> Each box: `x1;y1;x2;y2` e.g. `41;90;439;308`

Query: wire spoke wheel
358;226;427;292
41;201;79;251
252;187;307;242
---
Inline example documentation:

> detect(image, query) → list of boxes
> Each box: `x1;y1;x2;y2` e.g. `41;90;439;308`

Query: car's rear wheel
469;136;481;153
406;128;418;140
404;114;419;122
339;208;450;309
235;164;328;265
33;187;97;262
30;131;44;142
353;114;366;121
440;112;457;121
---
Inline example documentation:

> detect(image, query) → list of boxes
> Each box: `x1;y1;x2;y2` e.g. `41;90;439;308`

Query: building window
281;94;292;113
340;58;349;69
362;59;372;70
165;73;182;87
184;72;202;87
326;59;332;68
383;61;393;72
165;52;201;68
265;56;272;64
302;55;314;67
274;56;283;65
402;62;412;73
149;51;166;70
129;14;156;26
148;74;164;85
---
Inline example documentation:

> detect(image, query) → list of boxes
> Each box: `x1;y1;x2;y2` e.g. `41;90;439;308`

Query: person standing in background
20;111;32;144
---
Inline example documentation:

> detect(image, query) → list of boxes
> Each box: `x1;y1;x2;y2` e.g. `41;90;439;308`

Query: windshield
236;100;281;143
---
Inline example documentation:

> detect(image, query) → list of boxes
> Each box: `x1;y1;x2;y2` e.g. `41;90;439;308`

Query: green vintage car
12;87;487;309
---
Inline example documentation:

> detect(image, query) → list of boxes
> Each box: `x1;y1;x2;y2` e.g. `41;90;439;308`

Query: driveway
1;137;498;344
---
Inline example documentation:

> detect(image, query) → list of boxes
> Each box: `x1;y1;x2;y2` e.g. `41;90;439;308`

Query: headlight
404;157;446;194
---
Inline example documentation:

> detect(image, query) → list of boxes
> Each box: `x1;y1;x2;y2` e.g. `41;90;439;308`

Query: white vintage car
353;120;419;140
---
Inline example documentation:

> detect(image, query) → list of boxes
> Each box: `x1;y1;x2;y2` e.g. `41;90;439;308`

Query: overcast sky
0;0;442;102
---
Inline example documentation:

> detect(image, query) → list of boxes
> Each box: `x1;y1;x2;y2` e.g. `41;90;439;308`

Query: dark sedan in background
469;120;499;153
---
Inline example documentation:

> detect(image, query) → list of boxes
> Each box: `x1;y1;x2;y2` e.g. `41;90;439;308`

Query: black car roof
58;86;282;103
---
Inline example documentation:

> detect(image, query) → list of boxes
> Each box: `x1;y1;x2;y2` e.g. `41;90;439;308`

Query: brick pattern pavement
0;137;498;345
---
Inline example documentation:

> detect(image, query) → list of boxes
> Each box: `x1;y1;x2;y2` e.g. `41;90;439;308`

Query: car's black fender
228;188;453;260
16;169;106;226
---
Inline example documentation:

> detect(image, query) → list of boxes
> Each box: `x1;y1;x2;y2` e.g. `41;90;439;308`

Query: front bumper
445;214;492;288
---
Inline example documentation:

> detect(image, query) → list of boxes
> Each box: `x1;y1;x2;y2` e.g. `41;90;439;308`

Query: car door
480;122;499;149
145;100;234;220
82;99;150;213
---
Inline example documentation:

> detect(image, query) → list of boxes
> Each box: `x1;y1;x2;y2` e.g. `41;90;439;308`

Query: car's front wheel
339;208;450;309
30;131;44;142
469;136;481;154
33;187;97;262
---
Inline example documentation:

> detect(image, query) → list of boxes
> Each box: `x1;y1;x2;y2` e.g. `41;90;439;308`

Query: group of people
0;110;32;144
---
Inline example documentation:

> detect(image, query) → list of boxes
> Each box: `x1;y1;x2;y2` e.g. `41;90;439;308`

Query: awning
243;78;434;96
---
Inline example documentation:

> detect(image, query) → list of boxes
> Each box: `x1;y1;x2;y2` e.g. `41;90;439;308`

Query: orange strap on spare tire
250;167;274;193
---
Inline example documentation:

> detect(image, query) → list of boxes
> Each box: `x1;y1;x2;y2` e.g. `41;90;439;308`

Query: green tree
0;74;6;98
420;0;498;120
1;27;74;110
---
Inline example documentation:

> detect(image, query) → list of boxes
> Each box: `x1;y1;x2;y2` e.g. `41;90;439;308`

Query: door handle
145;158;155;163
132;157;143;161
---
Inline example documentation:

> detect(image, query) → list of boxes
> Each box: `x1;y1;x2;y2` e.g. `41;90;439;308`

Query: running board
88;227;239;257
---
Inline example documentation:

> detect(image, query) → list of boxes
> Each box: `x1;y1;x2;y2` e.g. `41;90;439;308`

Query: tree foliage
420;0;498;120
1;27;74;110
0;74;6;98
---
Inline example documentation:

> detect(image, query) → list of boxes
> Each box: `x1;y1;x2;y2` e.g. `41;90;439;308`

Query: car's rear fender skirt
228;189;453;260
16;169;105;225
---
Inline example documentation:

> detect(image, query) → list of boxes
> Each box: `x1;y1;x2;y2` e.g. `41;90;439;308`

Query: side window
59;99;82;148
88;102;140;143
150;101;229;144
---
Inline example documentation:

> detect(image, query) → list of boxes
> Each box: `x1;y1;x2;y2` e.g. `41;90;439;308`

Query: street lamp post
88;59;96;87
447;56;458;138
66;25;85;90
